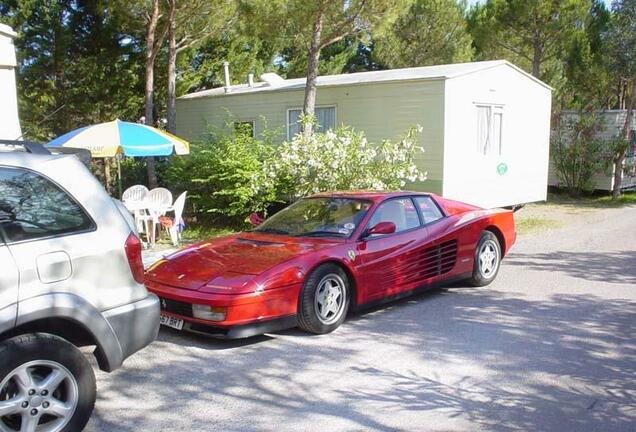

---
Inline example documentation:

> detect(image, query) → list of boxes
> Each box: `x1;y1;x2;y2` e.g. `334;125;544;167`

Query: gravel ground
87;205;636;432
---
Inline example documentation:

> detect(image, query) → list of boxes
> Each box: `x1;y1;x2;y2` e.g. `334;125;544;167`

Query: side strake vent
380;239;459;287
420;240;458;279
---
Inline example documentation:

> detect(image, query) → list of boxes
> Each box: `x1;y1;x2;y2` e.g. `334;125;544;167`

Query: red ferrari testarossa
145;191;516;338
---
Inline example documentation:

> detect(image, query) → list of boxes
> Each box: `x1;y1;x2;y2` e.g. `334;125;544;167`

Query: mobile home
0;24;21;140
177;60;552;209
549;110;636;191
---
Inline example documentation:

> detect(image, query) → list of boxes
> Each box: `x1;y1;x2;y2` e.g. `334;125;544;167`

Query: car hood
145;233;341;293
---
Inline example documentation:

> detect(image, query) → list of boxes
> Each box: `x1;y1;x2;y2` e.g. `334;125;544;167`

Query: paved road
87;205;636;432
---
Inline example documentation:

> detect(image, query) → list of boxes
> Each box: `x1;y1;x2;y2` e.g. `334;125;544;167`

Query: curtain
477;106;491;155
288;107;336;139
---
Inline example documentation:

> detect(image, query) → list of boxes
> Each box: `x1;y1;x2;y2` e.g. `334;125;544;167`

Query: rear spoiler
0;140;92;168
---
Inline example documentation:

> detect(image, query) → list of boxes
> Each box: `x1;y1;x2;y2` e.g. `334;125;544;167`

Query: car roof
309;190;437;203
0;151;67;169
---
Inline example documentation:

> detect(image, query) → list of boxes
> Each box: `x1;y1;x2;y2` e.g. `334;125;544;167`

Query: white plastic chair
164;191;187;246
121;185;149;234
122;185;148;203
138;188;173;247
145;188;173;213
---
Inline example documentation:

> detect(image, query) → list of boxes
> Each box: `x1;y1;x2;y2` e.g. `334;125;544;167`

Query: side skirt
352;272;473;312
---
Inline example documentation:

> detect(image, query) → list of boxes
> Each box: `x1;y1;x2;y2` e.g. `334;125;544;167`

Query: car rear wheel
0;333;96;432
468;231;501;287
297;264;350;335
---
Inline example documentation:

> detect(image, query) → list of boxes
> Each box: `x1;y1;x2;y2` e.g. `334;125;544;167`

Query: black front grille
160;297;193;318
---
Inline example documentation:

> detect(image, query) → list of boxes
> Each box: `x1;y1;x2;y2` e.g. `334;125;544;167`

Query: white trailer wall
442;64;552;208
0;24;21;140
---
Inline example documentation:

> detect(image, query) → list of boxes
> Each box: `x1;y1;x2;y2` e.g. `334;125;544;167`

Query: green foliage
160;126;280;226
467;0;591;80
605;0;636;82
550;112;606;196
258;122;426;199
1;0;144;142
374;0;474;68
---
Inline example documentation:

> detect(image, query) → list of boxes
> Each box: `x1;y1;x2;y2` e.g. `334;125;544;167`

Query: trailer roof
180;60;552;100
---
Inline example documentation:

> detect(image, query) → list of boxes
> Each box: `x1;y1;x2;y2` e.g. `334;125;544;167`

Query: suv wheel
0;334;96;432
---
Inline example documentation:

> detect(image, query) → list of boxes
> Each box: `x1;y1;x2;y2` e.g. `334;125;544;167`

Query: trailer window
476;105;503;156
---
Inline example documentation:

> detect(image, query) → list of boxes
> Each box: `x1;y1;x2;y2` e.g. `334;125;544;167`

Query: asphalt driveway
87;205;636;432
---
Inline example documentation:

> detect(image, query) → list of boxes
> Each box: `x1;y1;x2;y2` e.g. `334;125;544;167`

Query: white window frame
475;103;504;156
286;105;337;140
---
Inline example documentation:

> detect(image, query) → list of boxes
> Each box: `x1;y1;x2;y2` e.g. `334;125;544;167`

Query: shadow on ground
507;250;636;284
90;282;636;431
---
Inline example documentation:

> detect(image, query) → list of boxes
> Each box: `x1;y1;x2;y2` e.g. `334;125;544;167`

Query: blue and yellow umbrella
47;119;189;157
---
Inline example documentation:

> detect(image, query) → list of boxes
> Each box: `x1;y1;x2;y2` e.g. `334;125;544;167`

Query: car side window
414;196;444;224
0;167;93;243
367;198;420;236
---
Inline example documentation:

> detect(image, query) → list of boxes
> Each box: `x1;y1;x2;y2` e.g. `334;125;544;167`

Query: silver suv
0;142;159;431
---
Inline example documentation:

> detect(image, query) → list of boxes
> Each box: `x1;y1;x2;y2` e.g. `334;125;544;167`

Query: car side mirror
248;212;263;226
364;221;396;237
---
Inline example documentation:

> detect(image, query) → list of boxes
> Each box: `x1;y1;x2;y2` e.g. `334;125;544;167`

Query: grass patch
180;224;236;242
546;190;636;208
515;216;561;235
592;191;636;207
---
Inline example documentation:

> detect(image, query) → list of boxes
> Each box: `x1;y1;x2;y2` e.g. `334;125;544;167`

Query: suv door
0;242;19;333
0;166;96;304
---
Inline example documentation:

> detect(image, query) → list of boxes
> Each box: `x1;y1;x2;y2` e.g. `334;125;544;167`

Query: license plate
160;314;184;330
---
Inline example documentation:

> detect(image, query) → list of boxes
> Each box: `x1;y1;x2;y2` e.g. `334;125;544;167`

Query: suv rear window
0;167;93;243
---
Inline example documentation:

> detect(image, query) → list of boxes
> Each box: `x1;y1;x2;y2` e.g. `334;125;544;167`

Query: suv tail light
125;233;145;284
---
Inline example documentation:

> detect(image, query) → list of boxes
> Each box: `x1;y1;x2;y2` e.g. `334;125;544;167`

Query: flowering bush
258;125;426;199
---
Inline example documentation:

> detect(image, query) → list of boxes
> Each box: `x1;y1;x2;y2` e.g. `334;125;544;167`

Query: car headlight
192;304;227;321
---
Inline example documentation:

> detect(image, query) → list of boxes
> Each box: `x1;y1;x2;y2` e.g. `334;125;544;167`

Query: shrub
551;112;605;196
258;124;426;199
161;126;279;226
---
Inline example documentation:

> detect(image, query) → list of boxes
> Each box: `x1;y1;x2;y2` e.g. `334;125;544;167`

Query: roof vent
260;72;285;87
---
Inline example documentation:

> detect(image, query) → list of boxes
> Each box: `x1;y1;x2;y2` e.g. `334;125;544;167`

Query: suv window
0;167;93;243
367;198;420;236
414;196;444;224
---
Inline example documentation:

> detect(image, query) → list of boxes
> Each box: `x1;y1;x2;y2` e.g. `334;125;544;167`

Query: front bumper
102;293;160;363
178;314;297;339
146;279;301;338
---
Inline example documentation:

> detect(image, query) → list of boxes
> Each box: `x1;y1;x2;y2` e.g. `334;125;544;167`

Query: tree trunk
612;80;636;199
531;31;542;78
144;0;161;188
103;158;112;195
302;12;323;137
167;0;177;134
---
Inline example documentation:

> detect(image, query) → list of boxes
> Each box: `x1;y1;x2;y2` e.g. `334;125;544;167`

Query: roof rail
0;140;51;155
0;140;92;167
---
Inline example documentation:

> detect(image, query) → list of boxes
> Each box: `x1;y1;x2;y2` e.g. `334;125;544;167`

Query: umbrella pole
117;156;122;198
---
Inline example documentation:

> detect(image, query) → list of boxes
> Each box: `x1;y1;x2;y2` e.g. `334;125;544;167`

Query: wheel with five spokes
468;230;502;287
298;264;350;334
0;333;96;432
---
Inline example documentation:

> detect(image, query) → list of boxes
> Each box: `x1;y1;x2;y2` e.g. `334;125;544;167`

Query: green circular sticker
497;163;508;175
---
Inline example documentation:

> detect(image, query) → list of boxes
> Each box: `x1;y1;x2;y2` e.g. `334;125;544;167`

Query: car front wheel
468;230;501;287
0;333;96;432
297;264;350;335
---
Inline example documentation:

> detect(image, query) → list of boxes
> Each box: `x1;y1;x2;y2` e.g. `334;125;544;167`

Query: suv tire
0;333;96;432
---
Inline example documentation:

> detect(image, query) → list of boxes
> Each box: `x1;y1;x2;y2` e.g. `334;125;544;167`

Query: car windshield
254;197;372;238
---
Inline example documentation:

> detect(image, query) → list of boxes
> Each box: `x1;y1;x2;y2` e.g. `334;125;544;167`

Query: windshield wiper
255;227;290;235
295;230;347;238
